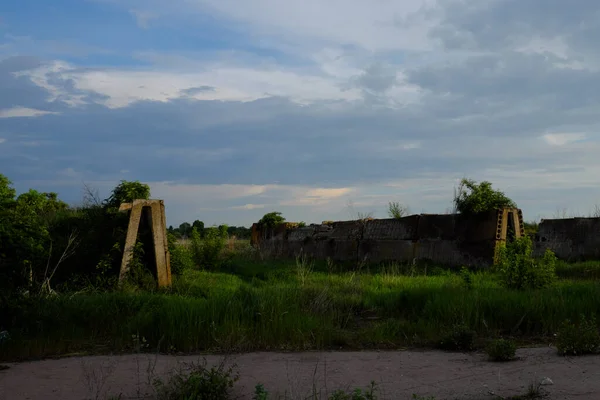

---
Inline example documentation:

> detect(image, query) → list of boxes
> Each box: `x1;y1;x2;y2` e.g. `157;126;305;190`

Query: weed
152;358;239;400
295;252;314;286
328;381;378;400
253;383;269;400
459;267;473;290
485;338;517;361
438;324;475;351
556;314;600;356
411;395;436;400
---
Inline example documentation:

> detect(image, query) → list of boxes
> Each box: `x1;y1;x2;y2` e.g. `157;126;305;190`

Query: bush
556;315;600;356
167;233;194;275
253;384;269;400
438;324;475;351
495;236;557;290
190;226;228;270
486;338;517;361
329;381;378;400
152;359;239;400
387;202;409;219
453;178;516;215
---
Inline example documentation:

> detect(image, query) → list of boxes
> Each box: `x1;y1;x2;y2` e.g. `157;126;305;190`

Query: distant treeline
167;221;251;240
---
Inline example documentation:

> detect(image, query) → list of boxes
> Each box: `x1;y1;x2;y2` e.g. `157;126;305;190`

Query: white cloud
0;107;59;118
541;133;587;146
0;138;5;144
20;61;365;108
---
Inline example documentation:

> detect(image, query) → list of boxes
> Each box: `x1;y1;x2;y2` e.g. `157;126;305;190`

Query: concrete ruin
119;199;172;288
251;208;524;267
533;217;600;261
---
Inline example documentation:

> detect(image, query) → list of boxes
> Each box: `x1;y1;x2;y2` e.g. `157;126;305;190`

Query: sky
1;0;600;228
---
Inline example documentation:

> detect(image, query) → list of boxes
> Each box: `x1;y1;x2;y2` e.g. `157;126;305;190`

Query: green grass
3;251;600;361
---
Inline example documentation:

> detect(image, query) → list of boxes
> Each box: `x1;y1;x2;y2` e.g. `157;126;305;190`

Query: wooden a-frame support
118;199;172;288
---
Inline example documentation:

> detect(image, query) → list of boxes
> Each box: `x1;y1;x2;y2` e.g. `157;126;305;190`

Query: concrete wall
251;209;523;267
534;217;600;261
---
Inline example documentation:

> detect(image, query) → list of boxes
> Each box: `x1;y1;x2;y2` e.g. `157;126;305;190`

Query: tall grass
3;256;600;361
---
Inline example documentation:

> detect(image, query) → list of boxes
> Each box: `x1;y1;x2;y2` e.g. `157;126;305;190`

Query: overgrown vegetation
555;314;600;356
485;338;517;361
2;172;600;400
453;178;516;215
387;202;409;219
494;236;557;290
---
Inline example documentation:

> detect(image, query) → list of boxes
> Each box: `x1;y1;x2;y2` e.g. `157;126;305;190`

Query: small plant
253;383;269;400
131;333;150;352
486;338;517;361
152;359;239;400
412;395;436;400
387;201;409;219
556;314;600;356
295;252;314;286
329;381;378;400
494;235;557;290
439;324;475;351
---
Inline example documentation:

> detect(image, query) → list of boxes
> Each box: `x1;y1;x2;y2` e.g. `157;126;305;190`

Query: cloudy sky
1;0;600;227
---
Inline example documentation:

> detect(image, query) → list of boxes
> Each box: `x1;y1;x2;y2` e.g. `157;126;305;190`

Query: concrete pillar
118;199;172;288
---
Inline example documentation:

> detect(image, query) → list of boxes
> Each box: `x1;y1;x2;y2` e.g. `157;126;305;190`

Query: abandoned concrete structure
251;208;524;267
533;217;600;261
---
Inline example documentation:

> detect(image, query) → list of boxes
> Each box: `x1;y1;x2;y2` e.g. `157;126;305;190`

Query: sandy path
0;347;598;400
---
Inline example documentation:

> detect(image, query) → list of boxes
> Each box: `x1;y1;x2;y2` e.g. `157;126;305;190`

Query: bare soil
0;347;598;400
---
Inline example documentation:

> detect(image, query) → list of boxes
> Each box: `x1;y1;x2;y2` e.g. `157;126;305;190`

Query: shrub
486;338;517;361
556;315;600;356
257;212;285;229
152;359;239;400
438;324;475;351
167;233;194;275
495;235;557;290
253;384;269;400
453;178;516;215
387;202;409;219
190;226;228;270
329;381;378;400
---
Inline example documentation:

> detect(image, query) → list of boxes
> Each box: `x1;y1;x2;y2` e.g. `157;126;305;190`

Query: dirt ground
0;347;598;400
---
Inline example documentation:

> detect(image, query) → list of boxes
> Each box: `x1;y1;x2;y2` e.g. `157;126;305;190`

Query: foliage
485;338;517;361
103;180;150;210
438;324;475;351
387;201;409;219
453;178;516;215
329;382;378;400
494;235;557;290
6;266;600;360
167;233;194;275
190;226;229;270
258;212;286;229
253;384;269;400
459;267;473;290
152;359;239;400
556;314;600;356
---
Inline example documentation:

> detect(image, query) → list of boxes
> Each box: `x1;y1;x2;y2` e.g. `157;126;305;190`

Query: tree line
168;221;251;240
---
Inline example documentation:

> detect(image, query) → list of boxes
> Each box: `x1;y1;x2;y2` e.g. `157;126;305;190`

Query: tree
104;180;150;209
387;202;409;219
258;212;286;228
192;220;204;236
178;222;192;238
453;178;516;215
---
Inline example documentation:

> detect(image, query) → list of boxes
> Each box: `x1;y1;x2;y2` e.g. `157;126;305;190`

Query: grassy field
2;238;600;363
